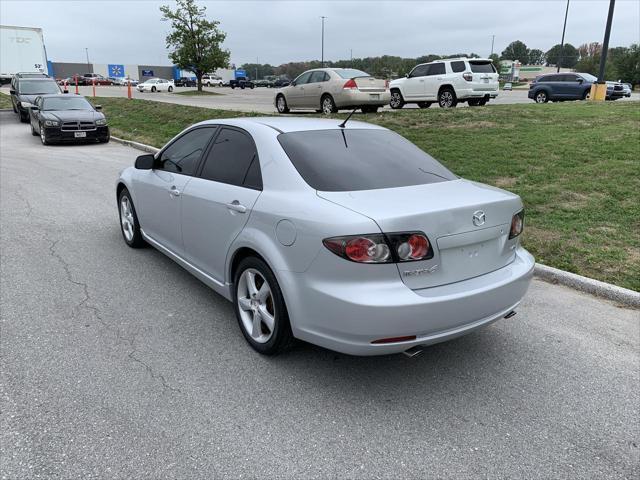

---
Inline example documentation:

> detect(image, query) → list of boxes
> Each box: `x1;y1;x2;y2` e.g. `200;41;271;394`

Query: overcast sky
1;0;639;66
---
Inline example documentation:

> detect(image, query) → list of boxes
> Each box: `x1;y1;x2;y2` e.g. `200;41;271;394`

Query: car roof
38;94;84;99
18;77;56;82
197;117;387;133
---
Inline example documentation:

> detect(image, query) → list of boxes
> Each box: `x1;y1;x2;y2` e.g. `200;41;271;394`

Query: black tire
233;256;294;355
276;94;290;113
321;94;338;114
231;85;236;89
98;135;110;143
361;106;379;113
117;188;145;248
168;86;173;92
151;86;156;93
438;88;458;108
417;101;432;109
534;90;548;103
478;98;488;106
31;123;38;136
582;89;590;100
206;82;212;87
250;85;255;89
19;110;28;123
12;103;17;113
39;124;48;145
389;90;405;109
467;99;481;106
241;84;245;90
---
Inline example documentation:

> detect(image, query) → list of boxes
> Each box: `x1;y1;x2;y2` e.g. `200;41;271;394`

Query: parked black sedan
174;77;196;87
29;95;110;145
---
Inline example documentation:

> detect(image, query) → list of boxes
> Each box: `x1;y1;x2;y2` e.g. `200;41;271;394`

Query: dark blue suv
528;72;624;103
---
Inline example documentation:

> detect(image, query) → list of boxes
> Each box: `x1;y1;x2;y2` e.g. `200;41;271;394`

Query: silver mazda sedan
116;118;534;356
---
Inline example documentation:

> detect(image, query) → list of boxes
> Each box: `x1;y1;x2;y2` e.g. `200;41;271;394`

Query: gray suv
528;73;625;103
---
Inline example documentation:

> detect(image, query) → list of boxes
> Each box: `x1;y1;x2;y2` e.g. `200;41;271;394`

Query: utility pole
85;48;91;71
557;0;570;72
256;56;259;81
597;0;616;82
320;16;327;66
490;35;495;57
350;48;353;65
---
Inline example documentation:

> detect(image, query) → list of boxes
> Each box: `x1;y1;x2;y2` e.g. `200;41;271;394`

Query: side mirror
9;89;15;94
95;105;102;111
405;73;409;78
134;154;155;170
577;78;584;84
20;101;33;108
291;81;296;87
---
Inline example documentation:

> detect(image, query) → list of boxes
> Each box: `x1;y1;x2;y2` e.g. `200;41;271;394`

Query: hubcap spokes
120;197;134;241
237;269;275;344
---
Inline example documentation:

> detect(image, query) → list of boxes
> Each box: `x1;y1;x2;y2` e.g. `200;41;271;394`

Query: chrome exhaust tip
504;310;517;319
403;346;424;358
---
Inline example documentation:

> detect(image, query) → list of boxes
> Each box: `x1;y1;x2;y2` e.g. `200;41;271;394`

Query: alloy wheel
322;97;334;115
440;91;454;108
390;92;403;109
120;196;135;242
536;92;547;103
237;269;276;344
277;96;286;113
40;125;47;145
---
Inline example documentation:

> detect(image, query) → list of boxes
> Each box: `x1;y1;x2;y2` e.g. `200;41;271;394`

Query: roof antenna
338;108;357;128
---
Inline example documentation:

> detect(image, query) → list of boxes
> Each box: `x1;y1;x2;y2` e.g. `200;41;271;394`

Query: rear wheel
276;94;289;113
168;86;173;92
321;95;338;114
534;91;548;103
361;106;379;113
389;90;405;109
233;257;294;355
478;98;488;106
417;101;432;109
438;88;457;108
151;86;156;93
118;188;145;248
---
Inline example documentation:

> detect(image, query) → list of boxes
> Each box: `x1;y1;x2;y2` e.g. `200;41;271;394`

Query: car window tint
309;71;327;83
278;129;456;192
200;128;261;189
469;61;496;73
451;61;466;73
427;63;446;76
159;127;215;176
410;65;429;77
333;69;369;79
294;72;312;85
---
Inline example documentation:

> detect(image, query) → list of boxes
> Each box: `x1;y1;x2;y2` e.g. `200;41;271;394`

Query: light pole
256;56;259;81
85;48;90;71
490;35;495;57
557;0;570;72
597;0;616;82
320;16;327;66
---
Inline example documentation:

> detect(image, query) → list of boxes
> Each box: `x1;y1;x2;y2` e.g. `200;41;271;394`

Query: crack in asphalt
45;234;181;394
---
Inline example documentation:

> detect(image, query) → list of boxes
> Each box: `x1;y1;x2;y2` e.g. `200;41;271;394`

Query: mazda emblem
472;210;486;226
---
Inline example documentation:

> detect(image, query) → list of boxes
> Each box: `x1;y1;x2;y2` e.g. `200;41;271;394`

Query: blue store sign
142;70;154;77
108;64;125;77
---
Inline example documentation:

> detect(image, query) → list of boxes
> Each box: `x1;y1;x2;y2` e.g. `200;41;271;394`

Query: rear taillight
343;78;358;90
463;72;473;82
384;79;390;89
509;210;525;239
323;232;433;264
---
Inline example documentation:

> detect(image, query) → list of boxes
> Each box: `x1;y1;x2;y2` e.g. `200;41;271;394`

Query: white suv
202;74;223;87
389;58;499;109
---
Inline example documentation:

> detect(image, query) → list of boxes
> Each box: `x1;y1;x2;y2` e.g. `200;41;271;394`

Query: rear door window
278;129;456;192
469;61;496;73
427;63;446;76
199;128;262;189
309;71;327;83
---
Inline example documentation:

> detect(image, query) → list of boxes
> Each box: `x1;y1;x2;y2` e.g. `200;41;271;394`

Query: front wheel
118;188;145;248
276;94;289;113
233;257;294;355
31;123;38;136
583;89;591;100
389;90;405;109
438;88;457;108
321;95;338;114
168;86;173;92
151;86;156;93
534;91;548;103
39;124;48;145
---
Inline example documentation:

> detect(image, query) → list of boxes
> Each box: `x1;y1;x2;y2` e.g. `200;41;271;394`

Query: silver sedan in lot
274;68;390;114
116;118;534;356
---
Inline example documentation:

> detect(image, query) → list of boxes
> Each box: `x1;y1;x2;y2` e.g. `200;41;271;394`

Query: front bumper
280;247;535;356
43;126;110;143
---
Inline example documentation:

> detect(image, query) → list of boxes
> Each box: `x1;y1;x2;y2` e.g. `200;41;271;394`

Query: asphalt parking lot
1;109;639;478
4;84;636;113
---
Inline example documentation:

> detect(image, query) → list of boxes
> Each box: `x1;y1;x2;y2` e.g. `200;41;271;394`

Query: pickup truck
229;77;255;89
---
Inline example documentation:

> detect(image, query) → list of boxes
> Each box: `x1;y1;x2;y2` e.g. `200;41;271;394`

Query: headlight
44;120;60;127
95;118;107;126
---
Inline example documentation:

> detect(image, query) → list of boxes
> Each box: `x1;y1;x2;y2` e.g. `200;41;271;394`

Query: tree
501;41;529;63
612;44;640;84
528;49;546;65
546;43;578;68
160;0;230;91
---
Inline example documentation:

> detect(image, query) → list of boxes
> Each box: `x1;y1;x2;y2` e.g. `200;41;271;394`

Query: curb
111;135;159;154
534;263;639;309
111;135;640;310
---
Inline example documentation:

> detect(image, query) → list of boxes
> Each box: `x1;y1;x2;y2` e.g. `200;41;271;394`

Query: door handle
419;79;424;82
226;200;247;213
169;186;180;197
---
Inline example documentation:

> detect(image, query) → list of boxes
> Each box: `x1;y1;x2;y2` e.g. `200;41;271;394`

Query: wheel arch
437;84;456;97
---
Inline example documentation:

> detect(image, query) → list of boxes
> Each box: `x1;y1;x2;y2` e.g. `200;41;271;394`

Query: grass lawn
93;97;640;290
175;90;222;97
0;92;13;109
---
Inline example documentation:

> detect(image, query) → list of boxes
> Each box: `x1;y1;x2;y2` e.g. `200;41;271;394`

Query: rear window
278;129;456;192
469;61;496;73
451;61;466;73
333;69;370;79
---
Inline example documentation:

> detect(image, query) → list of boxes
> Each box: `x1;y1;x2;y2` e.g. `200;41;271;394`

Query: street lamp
320;16;327;66
85;48;91;71
557;0;570;73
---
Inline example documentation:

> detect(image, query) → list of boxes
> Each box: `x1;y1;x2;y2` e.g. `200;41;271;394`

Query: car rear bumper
457;86;499;99
335;89;391;107
280;246;535;356
43;126;110;143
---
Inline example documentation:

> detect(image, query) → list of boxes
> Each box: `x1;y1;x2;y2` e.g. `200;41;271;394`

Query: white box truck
0;25;48;84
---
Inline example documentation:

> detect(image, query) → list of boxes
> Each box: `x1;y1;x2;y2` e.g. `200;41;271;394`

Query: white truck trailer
0;25;49;85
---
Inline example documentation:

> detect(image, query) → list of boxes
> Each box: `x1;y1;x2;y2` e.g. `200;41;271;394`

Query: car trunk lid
468;60;499;91
318;179;522;289
354;76;387;92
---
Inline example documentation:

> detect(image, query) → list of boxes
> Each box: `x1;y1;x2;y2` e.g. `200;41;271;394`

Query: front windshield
579;73;597;82
19;80;61;95
143;79;158;84
42;96;93;111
